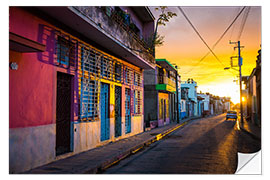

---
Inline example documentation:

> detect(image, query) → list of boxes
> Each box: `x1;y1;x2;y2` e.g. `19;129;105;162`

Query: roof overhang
156;59;176;71
197;96;205;100
9;32;46;52
131;7;155;22
36;6;155;69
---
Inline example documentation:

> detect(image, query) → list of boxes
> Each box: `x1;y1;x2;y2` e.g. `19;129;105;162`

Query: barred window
101;56;113;80
56;36;76;68
80;78;99;121
134;72;142;86
81;46;100;75
134;90;142;114
115;62;122;82
125;67;133;85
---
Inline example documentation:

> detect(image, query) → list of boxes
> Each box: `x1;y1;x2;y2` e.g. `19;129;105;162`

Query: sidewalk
240;118;261;140
24;117;199;174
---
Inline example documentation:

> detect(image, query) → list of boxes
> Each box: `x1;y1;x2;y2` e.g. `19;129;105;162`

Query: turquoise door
100;83;110;141
125;88;131;134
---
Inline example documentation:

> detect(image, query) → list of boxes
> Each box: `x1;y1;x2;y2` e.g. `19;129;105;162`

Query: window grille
124;67;133;85
80;43;125;83
114;62;123;82
56;36;77;69
81;46;100;75
134;72;142;86
134;89;142;114
80;78;99;121
101;55;114;80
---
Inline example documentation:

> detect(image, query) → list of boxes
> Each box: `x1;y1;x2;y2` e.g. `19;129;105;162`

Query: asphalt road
103;114;261;174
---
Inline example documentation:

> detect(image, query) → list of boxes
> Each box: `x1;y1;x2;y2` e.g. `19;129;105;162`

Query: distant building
180;99;187;118
197;93;210;116
181;78;198;117
222;97;231;112
144;59;179;129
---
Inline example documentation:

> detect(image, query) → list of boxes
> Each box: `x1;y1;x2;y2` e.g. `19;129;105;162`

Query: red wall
9;8;56;128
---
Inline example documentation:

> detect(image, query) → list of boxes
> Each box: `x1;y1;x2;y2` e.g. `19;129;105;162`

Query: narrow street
104;114;261;174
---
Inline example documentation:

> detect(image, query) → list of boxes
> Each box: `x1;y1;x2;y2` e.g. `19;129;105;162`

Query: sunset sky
149;6;261;103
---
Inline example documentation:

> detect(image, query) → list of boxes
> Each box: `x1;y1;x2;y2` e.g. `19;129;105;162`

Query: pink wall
9;8;54;128
9;50;55;128
9;7;77;128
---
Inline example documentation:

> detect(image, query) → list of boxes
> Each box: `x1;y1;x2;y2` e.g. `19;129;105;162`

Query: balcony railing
158;75;176;89
72;6;155;67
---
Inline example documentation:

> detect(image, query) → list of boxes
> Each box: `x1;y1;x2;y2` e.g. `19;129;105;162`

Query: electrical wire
178;7;226;68
237;7;251;41
180;6;246;75
229;7;241;40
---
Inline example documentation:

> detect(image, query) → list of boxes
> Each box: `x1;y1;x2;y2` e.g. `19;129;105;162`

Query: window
101;56;114;80
125;67;133;85
80;78;98;121
81;46;100;75
134;72;142;86
115;62;122;82
56;36;76;68
134;90;142;114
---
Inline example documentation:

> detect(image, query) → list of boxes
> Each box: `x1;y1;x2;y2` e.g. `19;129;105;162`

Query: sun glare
197;81;240;104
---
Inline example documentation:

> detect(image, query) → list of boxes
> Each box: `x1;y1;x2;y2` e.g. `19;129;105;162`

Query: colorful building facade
9;6;155;173
181;78;198;117
243;49;261;127
144;59;178;129
197;93;210;116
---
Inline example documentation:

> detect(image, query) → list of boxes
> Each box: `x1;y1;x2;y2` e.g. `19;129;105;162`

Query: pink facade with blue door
9;7;155;173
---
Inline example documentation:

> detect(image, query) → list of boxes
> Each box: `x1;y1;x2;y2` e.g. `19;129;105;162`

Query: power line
237;7;251;41
181;6;246;76
229;7;241;40
178;7;226;68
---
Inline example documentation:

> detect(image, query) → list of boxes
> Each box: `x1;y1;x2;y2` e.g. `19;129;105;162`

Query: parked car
226;111;237;120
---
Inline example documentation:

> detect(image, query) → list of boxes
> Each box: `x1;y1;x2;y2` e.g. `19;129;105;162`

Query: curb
240;126;261;141
85;120;194;174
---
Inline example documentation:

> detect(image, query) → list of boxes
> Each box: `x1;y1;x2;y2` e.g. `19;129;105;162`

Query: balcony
156;75;176;93
37;6;155;69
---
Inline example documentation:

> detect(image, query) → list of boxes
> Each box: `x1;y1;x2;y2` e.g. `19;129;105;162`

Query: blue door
100;83;110;141
125;88;131;134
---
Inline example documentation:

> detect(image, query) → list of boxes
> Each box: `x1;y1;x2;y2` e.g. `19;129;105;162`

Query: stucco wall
9;7;145;173
9;124;56;173
144;90;158;125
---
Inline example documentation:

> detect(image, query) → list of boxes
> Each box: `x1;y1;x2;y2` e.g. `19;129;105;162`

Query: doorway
115;86;122;137
125;88;131;134
100;83;110;141
56;72;73;156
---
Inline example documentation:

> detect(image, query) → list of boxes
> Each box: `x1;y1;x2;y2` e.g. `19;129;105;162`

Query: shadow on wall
36;24;80;120
37;24;78;72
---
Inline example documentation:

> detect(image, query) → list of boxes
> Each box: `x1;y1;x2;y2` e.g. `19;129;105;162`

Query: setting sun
152;6;261;103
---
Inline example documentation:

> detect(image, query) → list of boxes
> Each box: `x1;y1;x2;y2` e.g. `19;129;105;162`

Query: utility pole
230;40;244;124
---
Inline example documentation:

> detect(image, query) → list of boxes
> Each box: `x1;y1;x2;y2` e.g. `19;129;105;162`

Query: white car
226;111;238;120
